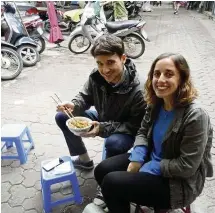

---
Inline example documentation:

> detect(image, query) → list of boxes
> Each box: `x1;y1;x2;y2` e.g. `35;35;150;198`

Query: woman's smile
156;85;169;91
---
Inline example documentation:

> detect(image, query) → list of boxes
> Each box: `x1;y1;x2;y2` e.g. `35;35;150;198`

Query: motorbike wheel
68;34;91;54
44;21;51;33
122;33;145;59
17;45;39;67
32;36;46;54
1;47;23;80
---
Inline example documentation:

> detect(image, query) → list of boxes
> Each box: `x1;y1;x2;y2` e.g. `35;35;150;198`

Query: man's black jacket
72;58;146;138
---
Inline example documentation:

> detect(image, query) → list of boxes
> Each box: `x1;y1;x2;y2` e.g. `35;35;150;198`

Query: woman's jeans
94;153;171;213
55;110;135;158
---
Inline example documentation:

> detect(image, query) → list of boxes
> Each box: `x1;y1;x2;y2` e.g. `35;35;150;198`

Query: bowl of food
66;116;92;136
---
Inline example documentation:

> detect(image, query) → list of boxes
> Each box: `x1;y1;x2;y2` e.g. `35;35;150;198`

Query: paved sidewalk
1;4;215;213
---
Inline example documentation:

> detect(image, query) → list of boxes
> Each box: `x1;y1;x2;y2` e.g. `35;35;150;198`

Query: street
1;3;215;213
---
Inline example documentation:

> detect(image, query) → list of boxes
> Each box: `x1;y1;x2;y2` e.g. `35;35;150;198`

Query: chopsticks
50;94;78;124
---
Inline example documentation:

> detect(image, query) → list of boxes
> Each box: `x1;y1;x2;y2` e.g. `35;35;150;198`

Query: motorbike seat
105;20;140;31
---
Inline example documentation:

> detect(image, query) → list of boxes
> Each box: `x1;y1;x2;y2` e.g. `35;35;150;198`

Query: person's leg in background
176;2;181;14
174;1;181;14
187;1;191;10
55;109;98;170
94;154;171;213
173;1;177;13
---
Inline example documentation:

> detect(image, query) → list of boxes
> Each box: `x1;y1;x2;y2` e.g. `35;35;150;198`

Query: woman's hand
127;162;142;173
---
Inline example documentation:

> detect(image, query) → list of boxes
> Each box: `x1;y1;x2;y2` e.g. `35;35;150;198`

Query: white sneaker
103;207;109;212
93;187;106;208
82;203;106;213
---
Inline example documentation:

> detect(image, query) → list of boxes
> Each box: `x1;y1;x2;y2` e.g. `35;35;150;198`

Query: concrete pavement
1;3;215;213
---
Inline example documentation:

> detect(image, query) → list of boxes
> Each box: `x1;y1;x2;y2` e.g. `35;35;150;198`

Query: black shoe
72;157;94;170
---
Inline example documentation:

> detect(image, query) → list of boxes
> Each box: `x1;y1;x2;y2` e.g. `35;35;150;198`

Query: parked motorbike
1;40;23;80
23;15;46;54
68;4;149;59
44;8;84;34
2;3;39;67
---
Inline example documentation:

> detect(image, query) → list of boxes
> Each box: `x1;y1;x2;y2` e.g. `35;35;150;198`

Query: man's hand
127;162;142;173
56;101;74;114
80;121;100;138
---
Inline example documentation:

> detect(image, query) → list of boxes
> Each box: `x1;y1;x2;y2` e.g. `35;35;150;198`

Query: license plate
37;27;43;35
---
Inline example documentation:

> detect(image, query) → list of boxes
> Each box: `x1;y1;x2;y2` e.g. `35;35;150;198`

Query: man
55;34;146;171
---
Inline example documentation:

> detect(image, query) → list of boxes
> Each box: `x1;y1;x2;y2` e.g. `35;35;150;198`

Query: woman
94;53;213;213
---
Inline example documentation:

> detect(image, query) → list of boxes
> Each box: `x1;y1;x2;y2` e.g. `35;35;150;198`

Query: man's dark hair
91;34;125;57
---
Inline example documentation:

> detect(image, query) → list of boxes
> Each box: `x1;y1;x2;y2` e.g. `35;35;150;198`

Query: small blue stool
1;124;34;164
41;156;83;213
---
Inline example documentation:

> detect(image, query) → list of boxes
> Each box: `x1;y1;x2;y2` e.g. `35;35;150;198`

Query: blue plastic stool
1;124;34;164
41;156;83;213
